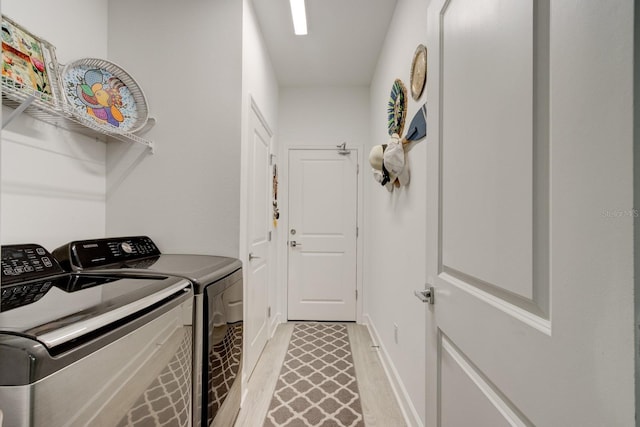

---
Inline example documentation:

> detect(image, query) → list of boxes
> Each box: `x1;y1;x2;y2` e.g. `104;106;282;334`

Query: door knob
290;241;302;247
415;287;435;304
249;252;261;261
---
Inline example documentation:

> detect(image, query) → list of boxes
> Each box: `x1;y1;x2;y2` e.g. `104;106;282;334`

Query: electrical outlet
394;323;399;344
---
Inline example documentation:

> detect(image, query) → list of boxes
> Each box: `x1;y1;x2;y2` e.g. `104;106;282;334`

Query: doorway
286;148;359;321
244;100;272;380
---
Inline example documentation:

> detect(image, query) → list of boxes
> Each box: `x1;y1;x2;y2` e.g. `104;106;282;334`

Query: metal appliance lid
89;254;241;288
0;273;191;349
53;236;242;294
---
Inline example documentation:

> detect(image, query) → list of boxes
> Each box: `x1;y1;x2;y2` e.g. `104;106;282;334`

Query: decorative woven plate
62;58;148;133
387;78;407;136
410;44;427;101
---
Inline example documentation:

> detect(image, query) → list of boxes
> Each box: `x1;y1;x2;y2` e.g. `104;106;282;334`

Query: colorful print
73;68;126;128
1;16;54;101
63;60;146;133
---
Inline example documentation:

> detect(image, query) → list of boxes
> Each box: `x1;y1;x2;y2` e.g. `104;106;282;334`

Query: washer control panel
53;236;161;270
1;244;64;285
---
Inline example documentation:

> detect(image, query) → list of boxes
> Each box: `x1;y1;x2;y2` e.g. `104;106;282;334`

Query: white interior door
287;149;358;321
244;103;271;379
424;1;634;426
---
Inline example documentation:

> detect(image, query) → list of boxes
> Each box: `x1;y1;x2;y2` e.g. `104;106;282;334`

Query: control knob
120;242;133;254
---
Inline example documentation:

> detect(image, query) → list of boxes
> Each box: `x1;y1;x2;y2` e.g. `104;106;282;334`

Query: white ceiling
251;0;398;87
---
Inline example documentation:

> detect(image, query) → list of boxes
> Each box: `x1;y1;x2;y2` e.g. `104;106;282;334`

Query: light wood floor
234;322;406;427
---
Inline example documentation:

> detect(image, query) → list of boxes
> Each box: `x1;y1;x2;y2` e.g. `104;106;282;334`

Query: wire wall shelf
1;77;155;152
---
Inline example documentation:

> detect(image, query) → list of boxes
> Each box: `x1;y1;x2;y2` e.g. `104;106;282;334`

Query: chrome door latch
415;287;435;304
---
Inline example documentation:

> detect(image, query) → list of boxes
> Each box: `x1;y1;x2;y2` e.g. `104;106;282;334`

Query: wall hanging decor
369;133;409;192
369;143;390;190
1;15;61;106
387;78;407;137
370;103;426;192
403;103;427;144
410;44;427;101
273;163;280;227
62;58;148;134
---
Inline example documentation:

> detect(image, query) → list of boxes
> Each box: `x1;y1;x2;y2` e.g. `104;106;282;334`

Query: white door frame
278;145;364;324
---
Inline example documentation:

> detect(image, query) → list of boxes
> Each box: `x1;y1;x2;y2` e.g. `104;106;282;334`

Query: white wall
1;0;108;249
242;0;279;130
2;0;108;65
106;0;243;256
278;86;369;149
364;0;431;424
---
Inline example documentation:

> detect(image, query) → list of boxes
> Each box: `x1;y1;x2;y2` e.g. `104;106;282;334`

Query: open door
244;101;271;380
424;0;634;425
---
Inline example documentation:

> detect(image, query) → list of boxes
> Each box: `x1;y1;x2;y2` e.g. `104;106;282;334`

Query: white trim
441;335;530;427
355;147;364;324
363;314;424;427
250;97;274;137
269;313;282;339
440;272;552;336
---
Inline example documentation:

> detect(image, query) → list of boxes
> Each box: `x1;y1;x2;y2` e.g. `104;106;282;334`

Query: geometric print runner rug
263;322;365;427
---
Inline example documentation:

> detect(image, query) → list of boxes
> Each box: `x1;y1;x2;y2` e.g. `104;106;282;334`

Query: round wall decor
62;58;148;134
387;78;407;136
410;44;427;101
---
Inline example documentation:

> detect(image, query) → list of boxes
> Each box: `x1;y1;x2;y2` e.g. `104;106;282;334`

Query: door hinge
355;289;358;300
357;164;359;174
268;306;271;317
268;231;272;242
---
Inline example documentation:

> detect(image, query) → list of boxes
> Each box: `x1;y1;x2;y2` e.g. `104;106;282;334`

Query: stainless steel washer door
0;293;193;427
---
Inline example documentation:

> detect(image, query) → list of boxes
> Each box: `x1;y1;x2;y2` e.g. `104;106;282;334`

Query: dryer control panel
53;236;161;271
1;244;64;285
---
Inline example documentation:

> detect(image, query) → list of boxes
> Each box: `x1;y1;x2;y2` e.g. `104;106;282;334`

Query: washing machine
0;243;194;427
53;236;243;427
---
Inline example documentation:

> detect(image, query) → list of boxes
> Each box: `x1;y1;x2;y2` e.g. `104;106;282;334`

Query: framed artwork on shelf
1;15;61;105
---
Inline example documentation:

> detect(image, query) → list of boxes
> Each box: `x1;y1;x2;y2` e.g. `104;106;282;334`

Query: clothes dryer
53;236;243;427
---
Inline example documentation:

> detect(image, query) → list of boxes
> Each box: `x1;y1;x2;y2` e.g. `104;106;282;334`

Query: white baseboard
362;314;424;427
269;313;282;338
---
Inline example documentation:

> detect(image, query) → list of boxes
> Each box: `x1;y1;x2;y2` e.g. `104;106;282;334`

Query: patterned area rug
263;322;365;427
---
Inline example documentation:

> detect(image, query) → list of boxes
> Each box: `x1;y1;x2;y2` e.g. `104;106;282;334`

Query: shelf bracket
2;95;35;129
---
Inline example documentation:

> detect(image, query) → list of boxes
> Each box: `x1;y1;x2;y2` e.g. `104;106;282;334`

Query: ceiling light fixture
289;0;308;35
